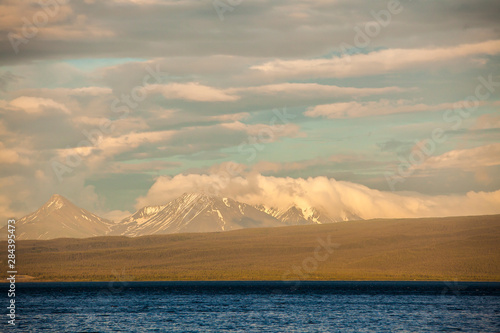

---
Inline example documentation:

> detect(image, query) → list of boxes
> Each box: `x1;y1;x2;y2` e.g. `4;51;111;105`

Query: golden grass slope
1;214;499;282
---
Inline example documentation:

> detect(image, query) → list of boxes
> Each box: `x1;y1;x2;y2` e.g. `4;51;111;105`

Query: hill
1;214;499;282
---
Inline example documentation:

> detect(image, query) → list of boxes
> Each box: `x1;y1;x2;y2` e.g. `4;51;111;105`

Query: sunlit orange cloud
136;173;500;219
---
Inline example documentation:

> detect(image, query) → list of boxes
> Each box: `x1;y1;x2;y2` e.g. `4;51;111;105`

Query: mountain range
2;193;361;240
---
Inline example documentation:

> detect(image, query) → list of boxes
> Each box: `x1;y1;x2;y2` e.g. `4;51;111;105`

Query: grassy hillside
1;214;499;282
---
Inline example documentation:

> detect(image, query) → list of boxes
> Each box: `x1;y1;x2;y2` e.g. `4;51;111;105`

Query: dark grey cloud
377;139;413;155
1;0;499;64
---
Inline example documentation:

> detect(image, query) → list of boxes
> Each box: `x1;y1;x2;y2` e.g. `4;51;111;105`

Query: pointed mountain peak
44;194;71;210
14;194;114;240
49;193;65;201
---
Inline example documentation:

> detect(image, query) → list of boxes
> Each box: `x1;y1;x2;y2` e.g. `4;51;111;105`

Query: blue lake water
4;281;500;332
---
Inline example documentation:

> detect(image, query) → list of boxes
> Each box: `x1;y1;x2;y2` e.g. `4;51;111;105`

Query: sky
0;0;499;222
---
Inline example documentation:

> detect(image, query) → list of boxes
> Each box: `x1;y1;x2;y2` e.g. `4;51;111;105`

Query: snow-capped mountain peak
124;204;166;225
116;192;282;236
43;194;69;211
2;194;114;240
6;192;363;240
254;204;360;225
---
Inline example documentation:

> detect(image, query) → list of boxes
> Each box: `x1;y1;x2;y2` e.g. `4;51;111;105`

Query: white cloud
305;99;457;118
143;82;406;104
136;173;500;219
252;40;500;78
66;130;174;164
147;83;239;102
9;96;70;114
102;209;132;222
418;143;500;170
60;87;113;96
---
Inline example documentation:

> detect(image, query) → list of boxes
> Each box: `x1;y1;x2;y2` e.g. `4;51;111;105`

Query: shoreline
3;276;500;283
5;273;500;283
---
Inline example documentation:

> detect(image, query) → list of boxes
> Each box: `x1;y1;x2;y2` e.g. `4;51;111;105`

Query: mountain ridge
117;192;284;236
3;192;362;240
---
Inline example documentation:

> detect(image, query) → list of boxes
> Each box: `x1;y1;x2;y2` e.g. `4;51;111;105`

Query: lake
5;281;500;332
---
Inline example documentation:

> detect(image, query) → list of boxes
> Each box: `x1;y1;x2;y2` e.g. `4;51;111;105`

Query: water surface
5;281;500;332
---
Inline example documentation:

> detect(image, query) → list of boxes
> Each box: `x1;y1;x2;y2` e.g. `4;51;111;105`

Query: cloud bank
136;173;500;219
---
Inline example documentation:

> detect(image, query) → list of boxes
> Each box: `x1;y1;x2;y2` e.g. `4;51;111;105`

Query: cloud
208;112;250;122
0;1;114;43
141;82;408;108
0;142;23;165
107;160;181;174
73;116;149;136
220;121;304;140
9;96;70;114
305;99;457;118
101;209;132;222
110;0;173;5
376;139;413;154
252;40;500;78
147;83;239;102
57;87;113;96
0;71;22;92
0;194;22;220
136;173;500;219
143;82;409;108
0;142;31;166
233;83;408;98
472;114;500;130
0;168;105;223
418;143;500;170
2;0;499;66
53;129;175;170
0;0;72;32
251;154;360;174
